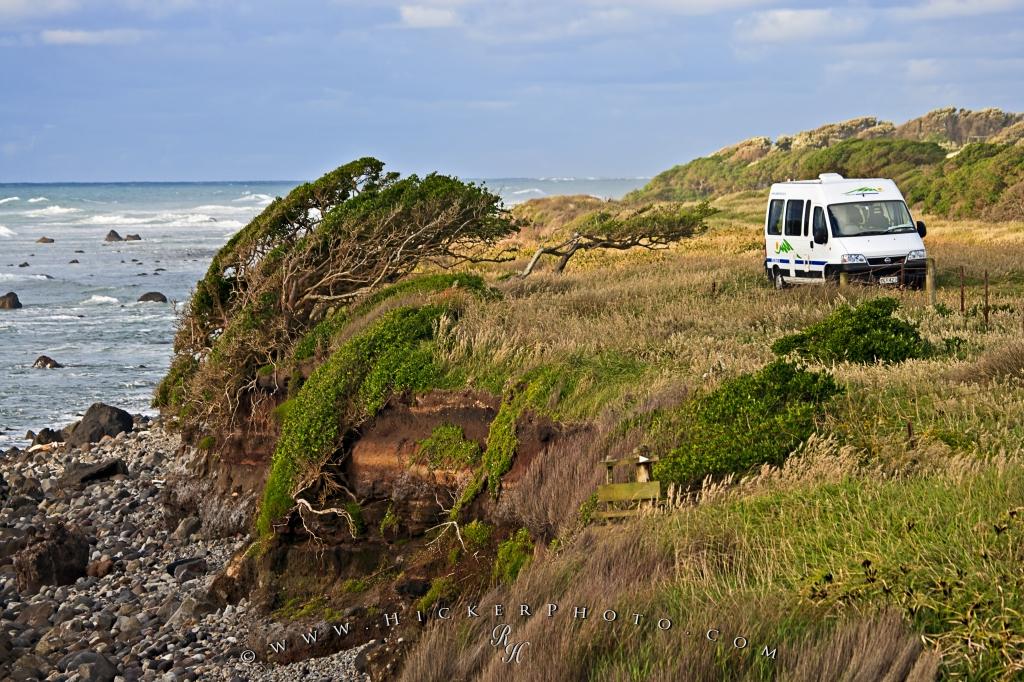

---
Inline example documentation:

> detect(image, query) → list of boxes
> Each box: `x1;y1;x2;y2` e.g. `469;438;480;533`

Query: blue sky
1;0;1022;181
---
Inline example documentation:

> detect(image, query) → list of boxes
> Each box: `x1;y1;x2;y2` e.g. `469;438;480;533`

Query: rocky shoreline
0;415;370;682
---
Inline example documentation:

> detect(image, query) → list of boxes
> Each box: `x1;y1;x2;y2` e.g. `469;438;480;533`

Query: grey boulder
64;402;133;446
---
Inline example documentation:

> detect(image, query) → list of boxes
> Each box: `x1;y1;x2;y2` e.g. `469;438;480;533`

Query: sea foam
81;295;119;305
0;197;20;205
0;273;51;282
0;225;15;238
232;192;274;205
27;197;48;203
25;205;80;217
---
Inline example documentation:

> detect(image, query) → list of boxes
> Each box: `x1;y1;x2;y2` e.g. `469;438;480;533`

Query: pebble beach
0;419;369;681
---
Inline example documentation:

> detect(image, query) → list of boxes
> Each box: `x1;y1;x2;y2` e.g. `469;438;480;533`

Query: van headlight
907;249;926;260
840;253;867;264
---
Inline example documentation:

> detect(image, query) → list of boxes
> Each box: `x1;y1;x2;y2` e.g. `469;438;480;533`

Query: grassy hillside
396;194;1024;680
629;108;1024;221
160;155;1024;679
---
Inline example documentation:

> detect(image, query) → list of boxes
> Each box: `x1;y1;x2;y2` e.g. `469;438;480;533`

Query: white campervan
763;173;927;289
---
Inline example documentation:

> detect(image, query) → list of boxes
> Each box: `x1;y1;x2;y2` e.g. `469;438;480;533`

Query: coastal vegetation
158;108;1024;679
628;108;1024;222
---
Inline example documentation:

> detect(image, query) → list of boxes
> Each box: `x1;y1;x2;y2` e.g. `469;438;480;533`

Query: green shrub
153;354;198;408
578;492;598;526
654;360;840;488
416;576;458;612
379;504;399;536
462;520;493;552
256;304;448;537
771;297;930;364
291;273;494;363
340;578;369;594
416;424;482;469
292;308;350;361
493;528;534;585
197;435;216;451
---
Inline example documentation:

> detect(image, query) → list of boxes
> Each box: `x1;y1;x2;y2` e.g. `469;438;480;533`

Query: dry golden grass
447;191;1024;457
400;190;1024;679
398;517;942;682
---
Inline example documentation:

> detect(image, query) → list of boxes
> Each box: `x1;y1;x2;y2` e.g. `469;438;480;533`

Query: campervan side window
803;202;811;236
813;206;826;234
784;200;803;236
766;199;783;235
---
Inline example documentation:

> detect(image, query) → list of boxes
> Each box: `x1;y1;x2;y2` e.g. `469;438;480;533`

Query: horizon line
0;176;654;186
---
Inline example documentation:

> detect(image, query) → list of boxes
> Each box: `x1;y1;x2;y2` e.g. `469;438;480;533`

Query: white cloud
399;5;461;28
0;0;77;20
889;0;1023;21
734;8;867;44
40;28;149;45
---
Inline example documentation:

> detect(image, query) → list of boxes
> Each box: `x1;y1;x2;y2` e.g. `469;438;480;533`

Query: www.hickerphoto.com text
257;602;779;662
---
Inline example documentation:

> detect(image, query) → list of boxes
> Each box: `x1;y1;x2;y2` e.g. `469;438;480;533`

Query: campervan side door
805;203;829;280
781;197;809;278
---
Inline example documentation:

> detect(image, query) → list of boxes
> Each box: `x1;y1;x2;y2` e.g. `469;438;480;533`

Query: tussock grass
399;192;1024;678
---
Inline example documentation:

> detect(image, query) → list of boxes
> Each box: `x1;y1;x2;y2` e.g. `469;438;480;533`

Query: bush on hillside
627;123;1023;220
654;361;840;489
772;298;930;364
492;528;534;586
156;158;517;438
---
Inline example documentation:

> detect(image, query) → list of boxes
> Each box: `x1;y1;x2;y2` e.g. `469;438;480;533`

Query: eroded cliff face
167;386;572;673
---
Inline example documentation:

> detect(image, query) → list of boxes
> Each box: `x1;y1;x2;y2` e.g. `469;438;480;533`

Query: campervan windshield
827;201;915;237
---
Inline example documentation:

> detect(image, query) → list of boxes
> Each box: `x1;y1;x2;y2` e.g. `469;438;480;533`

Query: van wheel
772;267;787;290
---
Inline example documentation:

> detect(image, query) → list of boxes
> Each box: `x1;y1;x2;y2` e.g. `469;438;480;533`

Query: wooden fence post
925;258;937;307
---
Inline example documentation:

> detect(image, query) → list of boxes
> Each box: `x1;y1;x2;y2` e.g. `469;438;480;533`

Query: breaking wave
232;192;274;205
0;273;52;282
25;205;80;217
81;295;119;305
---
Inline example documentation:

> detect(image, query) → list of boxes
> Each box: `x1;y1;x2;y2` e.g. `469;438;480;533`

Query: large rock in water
32;355;63;369
35;236;54;244
0;292;22;309
13;524;89;594
104;230;124;242
65;403;133;446
137;291;167;303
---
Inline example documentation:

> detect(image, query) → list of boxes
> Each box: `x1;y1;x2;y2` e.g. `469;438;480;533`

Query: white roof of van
769;174;905;203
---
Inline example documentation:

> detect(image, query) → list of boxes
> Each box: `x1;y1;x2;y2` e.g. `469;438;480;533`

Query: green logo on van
774;239;794;255
844;186;883;195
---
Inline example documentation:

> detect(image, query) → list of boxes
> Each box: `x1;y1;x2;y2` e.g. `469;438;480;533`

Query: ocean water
0;177;646;446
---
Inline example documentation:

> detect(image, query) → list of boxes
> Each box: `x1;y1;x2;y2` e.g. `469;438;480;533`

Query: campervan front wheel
772;267;786;290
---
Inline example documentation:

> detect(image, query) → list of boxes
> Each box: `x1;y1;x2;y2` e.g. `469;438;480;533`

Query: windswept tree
157;158;518;436
520;201;717;276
